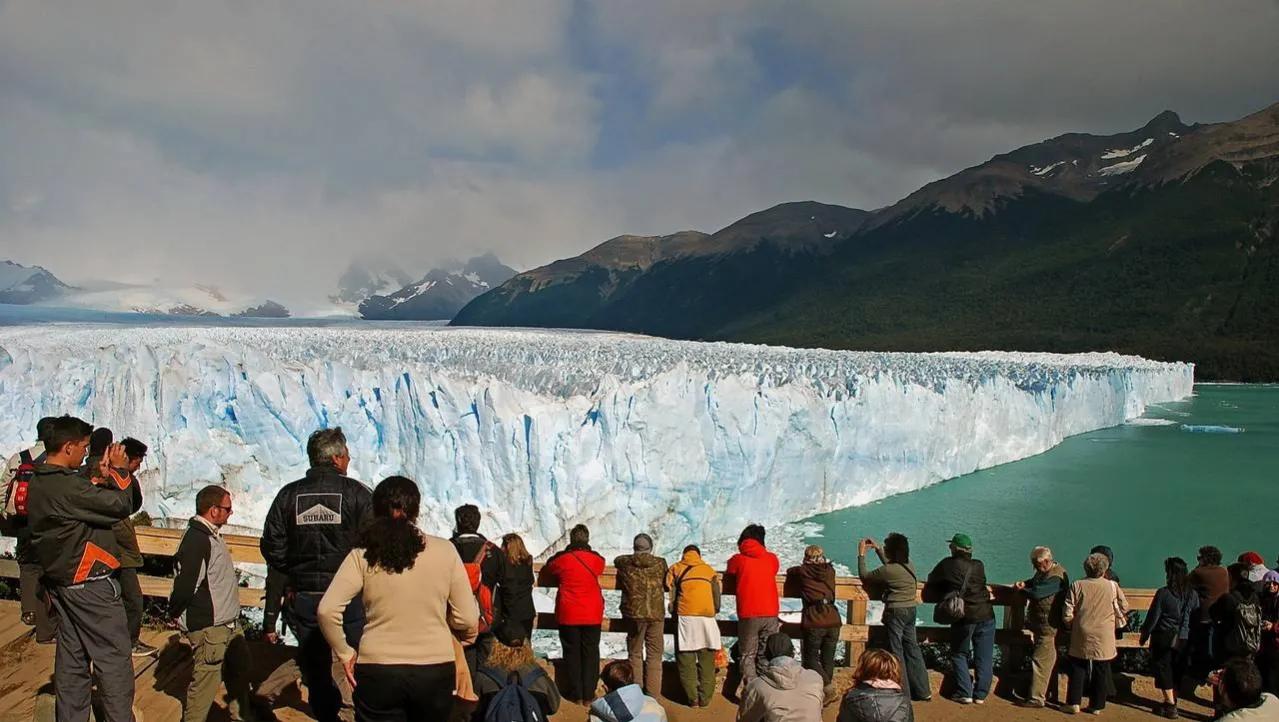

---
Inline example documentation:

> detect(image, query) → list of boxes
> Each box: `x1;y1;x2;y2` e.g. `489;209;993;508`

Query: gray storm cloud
0;0;1276;308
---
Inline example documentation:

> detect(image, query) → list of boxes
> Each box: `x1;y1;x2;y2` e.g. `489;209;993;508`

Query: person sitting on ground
1258;571;1279;696
1241;553;1270;590
726;523;781;690
922;532;994;705
788;544;841;702
615;532;669;697
28;416;139;722
1214;657;1279;720
1062;551;1129;715
472;619;561;719
836;649;915;722
498;533;536;642
737;632;824;722
1141;557;1199;719
589;659;667;722
1013;545;1069;709
544;523;606;704
666;543;722;708
318;475;480;721
859;533;930;702
451;503;507;680
1189;545;1232;692
168;485;255;722
2;416;57;644
1212;563;1264;665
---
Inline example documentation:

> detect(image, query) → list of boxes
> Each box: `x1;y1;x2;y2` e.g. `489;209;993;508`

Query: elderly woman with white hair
1014;546;1069;708
1062;552;1129;715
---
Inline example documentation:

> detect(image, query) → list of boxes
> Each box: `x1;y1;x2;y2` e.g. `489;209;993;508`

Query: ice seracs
0;325;1193;557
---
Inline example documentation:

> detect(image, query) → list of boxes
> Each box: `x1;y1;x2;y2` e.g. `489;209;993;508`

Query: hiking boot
132;641;159;657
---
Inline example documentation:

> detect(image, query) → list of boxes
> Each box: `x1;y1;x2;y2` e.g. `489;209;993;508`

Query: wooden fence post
846;595;868;665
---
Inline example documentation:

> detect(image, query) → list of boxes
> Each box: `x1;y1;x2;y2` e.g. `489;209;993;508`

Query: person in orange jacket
726;524;780;689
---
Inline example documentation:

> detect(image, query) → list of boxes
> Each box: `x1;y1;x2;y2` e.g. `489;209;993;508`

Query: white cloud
0;0;1276;311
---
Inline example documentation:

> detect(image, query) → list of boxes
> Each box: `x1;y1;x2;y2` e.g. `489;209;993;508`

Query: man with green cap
923;532;994;704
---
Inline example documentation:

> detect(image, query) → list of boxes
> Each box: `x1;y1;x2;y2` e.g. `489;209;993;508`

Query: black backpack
482;667;547;722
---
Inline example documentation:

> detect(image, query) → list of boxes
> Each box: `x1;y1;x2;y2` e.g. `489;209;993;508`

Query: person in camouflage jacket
615;533;669;696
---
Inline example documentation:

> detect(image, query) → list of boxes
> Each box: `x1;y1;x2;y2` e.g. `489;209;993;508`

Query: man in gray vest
169;485;255;722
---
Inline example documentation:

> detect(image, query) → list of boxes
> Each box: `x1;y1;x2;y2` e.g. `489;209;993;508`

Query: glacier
0;324;1193;558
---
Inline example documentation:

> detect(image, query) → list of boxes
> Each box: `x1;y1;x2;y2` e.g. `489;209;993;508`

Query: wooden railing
1;526;1159;666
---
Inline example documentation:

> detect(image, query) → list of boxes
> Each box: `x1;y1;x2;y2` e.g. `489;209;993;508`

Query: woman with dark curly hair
319;476;480;721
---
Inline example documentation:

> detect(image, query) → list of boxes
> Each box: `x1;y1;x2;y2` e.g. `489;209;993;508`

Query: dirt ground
0;624;1220;722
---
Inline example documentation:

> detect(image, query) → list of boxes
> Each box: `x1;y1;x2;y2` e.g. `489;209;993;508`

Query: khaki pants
627;620;664;696
184;623;254;722
1028;627;1058;704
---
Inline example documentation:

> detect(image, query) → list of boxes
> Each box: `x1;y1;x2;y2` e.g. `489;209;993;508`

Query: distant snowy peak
359;254;516;321
0;260;73;305
330;262;413;305
871;103;1279;225
50;282;291;318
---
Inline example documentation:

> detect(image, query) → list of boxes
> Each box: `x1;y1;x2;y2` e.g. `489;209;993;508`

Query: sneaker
1163;704;1179;719
1083;707;1103;716
974;698;986;705
1063;704;1080;714
1017;699;1046;708
132;641;158;657
949;694;974;705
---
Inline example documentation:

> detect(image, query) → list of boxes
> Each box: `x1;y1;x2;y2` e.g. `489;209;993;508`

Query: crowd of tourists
3;418;1278;722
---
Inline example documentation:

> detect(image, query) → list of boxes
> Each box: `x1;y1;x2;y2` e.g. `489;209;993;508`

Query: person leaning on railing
1011;545;1068;709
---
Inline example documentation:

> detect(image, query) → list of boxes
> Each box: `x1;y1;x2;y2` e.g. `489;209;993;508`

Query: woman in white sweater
319;476;479;721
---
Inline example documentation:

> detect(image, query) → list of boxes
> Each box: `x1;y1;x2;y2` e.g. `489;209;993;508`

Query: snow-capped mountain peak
0;260;73;305
359;254;516;321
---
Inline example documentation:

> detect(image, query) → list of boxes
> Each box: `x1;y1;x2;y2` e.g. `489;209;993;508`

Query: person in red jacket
545;523;606;703
726;523;781;689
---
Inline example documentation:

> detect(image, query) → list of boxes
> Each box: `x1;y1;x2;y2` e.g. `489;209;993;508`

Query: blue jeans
883;606;932;700
950;617;995;700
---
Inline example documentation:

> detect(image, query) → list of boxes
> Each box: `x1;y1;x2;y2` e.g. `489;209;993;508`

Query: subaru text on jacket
836;683;915;722
27;463;139;587
737;655;824;722
615;551;669;621
260;465;373;593
169;516;240;631
727;539;780;618
544;543;606;626
922;555;994;623
589;683;667;722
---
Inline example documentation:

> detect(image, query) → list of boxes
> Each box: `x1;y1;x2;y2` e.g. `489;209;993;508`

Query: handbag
1110;580;1126;630
933;560;973;624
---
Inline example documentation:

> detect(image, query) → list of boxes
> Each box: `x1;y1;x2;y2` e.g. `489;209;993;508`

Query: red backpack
464;542;497;634
1;450;36;532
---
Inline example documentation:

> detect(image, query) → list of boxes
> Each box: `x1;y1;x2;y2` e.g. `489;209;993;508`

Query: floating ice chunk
1125;418;1178;427
1180;424;1244;434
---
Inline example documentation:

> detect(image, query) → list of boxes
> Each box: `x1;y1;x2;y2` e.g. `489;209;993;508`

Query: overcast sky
2;0;1277;306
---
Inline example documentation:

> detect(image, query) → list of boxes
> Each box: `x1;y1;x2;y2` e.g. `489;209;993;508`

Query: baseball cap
948;533;973;551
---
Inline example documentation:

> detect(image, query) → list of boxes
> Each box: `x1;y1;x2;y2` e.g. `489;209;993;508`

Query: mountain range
358;254;516;321
453;102;1279;381
0;261;72;305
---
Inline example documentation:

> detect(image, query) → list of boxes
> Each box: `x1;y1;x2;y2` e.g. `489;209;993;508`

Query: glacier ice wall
0;325;1193;557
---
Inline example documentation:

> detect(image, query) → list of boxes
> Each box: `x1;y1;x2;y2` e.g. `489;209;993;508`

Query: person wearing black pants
352;662;455;722
1066;657;1112;713
558;625;603;702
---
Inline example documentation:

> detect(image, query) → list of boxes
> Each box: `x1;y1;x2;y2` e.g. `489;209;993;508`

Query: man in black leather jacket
260;427;372;722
